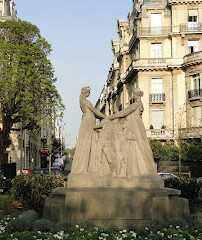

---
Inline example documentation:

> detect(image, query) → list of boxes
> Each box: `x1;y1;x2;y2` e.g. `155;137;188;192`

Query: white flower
123;229;127;233
80;228;84;232
132;232;137;238
176;226;180;229
75;224;79;228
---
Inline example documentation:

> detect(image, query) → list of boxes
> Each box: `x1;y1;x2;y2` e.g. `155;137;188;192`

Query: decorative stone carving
68;87;159;188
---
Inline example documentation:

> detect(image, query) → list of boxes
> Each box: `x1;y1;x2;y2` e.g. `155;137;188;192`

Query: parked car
0;169;11;194
21;169;35;174
32;168;64;176
158;172;178;180
21;168;64;175
52;162;64;171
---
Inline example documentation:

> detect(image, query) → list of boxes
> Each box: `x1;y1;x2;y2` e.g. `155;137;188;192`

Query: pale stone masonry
0;0;17;20
96;0;202;142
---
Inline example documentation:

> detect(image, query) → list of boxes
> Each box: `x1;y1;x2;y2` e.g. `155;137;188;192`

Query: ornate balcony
188;89;202;99
137;27;171;36
181;127;202;139
146;129;167;140
149;93;165;103
183;51;202;66
180;23;202;32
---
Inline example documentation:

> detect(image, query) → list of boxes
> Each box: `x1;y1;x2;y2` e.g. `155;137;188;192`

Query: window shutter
193;106;202;127
151;78;163;93
151;13;162;27
152;110;164;129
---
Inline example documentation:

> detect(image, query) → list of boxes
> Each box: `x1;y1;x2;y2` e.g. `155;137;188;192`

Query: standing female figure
71;86;105;174
108;88;157;177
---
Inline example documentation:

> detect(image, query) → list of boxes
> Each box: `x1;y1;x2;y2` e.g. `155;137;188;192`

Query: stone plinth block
43;187;190;227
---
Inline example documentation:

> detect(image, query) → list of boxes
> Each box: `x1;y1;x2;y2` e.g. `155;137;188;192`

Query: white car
158;172;178;180
52;162;64;170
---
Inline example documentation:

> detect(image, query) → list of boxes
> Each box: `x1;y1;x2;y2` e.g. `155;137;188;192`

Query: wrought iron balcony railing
188;89;202;99
150;93;165;102
180;23;202;32
137;26;171;36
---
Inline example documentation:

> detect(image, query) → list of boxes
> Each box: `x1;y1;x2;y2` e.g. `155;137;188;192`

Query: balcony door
188;9;198;30
152;109;164;129
193;106;202;127
151;78;163;101
192;73;200;90
151;43;162;58
151;13;162;34
188;40;199;53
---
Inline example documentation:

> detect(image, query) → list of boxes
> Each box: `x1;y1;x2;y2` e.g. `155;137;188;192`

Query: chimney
3;0;11;17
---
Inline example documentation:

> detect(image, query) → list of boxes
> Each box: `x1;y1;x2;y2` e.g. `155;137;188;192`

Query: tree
0;21;65;167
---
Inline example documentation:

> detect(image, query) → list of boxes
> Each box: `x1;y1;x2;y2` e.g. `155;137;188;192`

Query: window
151;13;162;34
192;73;200;90
188;10;198;30
151;78;164;102
151;13;162;27
188;40;199;53
193;106;202;127
151;78;163;93
151;43;162;58
152;109;164;129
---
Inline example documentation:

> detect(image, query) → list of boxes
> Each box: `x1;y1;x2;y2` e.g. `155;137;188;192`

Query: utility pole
49;119;52;174
20;121;23;174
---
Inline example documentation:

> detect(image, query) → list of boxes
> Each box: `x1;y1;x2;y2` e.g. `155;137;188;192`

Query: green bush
56;220;76;232
11;174;65;214
165;177;201;213
150;141;178;162
0;195;14;215
6;210;38;233
33;218;53;232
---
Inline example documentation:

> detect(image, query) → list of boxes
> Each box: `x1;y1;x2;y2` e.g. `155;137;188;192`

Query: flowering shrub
11;174;65;213
0;216;201;240
165;178;202;213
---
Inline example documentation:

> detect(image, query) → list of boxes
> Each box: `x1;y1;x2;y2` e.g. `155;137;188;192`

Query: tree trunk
0;117;12;168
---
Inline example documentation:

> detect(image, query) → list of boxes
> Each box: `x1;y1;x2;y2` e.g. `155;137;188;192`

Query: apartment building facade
96;0;202;142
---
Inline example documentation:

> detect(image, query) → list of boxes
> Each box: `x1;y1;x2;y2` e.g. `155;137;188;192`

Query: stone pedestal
43;185;190;227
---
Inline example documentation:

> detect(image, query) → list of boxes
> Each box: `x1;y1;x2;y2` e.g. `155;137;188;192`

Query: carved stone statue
69;87;158;187
44;87;190;227
70;86;105;175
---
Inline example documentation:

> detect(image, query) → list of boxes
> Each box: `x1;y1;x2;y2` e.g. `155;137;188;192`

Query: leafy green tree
0;21;64;166
150;140;178;162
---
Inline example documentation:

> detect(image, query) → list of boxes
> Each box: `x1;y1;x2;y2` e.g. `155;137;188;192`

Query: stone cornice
168;0;202;5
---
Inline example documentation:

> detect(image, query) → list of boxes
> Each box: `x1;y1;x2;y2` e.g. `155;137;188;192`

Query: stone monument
43;86;190;227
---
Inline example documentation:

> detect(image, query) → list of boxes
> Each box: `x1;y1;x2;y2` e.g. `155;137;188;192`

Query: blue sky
14;0;133;147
